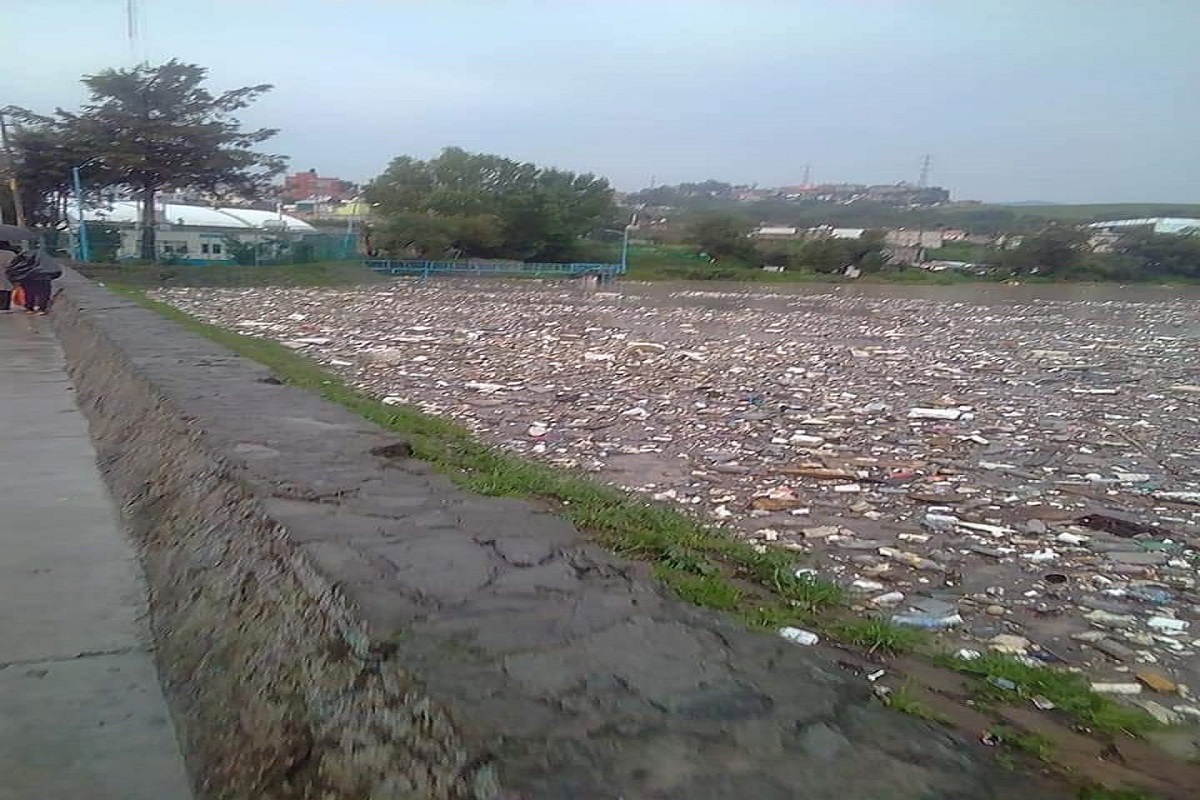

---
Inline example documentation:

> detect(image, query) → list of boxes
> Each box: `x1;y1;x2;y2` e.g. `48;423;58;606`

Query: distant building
751;226;801;240
885;229;943;249
828;227;866;240
286;197;371;219
884;245;922;265
734;188;774;202
282;169;356;202
939;229;994;246
752;225;869;242
73;200;316;263
1087;231;1123;254
864;183;949;205
776;182;948;206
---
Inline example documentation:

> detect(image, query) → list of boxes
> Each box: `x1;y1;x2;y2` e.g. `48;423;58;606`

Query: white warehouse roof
829;227;866;239
72;200;316;232
1086;217;1200;235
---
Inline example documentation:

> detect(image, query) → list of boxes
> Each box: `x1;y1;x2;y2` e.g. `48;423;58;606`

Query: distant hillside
630;196;1200;236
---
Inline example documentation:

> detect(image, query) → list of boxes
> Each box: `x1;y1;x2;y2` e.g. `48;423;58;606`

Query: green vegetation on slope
76;261;383;288
936;652;1159;736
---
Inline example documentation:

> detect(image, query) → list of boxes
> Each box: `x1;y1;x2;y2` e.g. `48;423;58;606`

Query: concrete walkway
0;313;193;800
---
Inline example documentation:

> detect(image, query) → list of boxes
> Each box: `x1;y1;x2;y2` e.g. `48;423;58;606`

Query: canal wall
50;270;1061;800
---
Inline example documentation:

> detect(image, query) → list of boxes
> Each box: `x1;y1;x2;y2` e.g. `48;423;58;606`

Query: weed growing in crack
836;617;927;655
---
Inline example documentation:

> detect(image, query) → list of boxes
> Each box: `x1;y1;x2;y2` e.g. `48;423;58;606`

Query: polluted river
154;278;1200;734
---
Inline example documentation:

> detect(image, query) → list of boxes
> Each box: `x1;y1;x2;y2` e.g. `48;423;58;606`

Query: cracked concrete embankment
52;271;1065;799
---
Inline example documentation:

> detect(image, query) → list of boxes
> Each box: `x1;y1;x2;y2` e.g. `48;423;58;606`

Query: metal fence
364;259;624;279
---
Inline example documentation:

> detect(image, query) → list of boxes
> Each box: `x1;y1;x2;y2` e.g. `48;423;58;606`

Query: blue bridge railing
364;259;624;279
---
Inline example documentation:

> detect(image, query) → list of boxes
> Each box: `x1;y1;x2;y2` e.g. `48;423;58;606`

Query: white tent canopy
69;200;316;232
1086;217;1200;235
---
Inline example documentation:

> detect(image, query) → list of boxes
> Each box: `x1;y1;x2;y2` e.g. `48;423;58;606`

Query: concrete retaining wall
52;271;1059;799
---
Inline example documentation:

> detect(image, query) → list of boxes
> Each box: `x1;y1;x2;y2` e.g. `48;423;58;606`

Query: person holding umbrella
5;242;62;315
0;225;47;313
0;224;37;311
0;240;18;311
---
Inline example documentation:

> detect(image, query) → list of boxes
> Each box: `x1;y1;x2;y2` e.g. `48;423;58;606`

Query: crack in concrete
0;645;147;671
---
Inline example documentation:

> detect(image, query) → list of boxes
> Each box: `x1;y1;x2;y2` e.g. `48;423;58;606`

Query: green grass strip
935;652;1159;736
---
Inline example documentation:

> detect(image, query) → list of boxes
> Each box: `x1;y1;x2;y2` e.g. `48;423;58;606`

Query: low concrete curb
53;270;1062;799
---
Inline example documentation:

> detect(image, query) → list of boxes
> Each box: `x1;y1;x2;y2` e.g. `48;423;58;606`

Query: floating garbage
153;281;1200;688
891;612;963;629
778;627;819;646
907;407;963;421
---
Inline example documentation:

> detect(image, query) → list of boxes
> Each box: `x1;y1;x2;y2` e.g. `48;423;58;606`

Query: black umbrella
0;224;37;241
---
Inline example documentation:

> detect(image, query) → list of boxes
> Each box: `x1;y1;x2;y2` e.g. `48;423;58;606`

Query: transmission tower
126;0;142;61
917;154;932;188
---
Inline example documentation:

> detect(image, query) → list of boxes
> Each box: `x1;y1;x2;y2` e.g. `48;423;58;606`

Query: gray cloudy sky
3;1;1196;202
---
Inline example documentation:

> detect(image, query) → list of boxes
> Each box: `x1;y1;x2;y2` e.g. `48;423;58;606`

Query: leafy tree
84;222;123;263
1118;231;1200;279
366;147;615;261
791;237;851;274
374;210;502;258
759;230;888;275
845;229;889;273
0;110;91;228
689;212;755;261
1001;226;1090;276
39;60;285;259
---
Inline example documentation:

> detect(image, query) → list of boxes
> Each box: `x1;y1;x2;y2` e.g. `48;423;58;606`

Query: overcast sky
3;1;1195;202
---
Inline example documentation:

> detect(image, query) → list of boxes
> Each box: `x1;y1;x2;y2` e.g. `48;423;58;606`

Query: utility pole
71;165;92;261
0;111;26;227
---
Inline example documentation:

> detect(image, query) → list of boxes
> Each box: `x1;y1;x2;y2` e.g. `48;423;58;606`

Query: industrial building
71;200;318;264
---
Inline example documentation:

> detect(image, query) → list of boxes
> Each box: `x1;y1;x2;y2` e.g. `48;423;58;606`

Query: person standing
5;246;62;315
0;242;17;311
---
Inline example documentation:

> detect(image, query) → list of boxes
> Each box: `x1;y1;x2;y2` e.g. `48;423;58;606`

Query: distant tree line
626;180;1200;239
365;148;618;262
680;212;1200;281
996;227;1200;280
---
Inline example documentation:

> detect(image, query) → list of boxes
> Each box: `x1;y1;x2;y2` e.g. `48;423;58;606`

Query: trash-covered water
156;278;1200;721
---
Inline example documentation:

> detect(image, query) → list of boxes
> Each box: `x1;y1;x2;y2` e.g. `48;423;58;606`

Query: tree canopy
688;212;756;261
365;147;616;261
0;117;85;228
1119;231;1200;280
6;60;284;258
